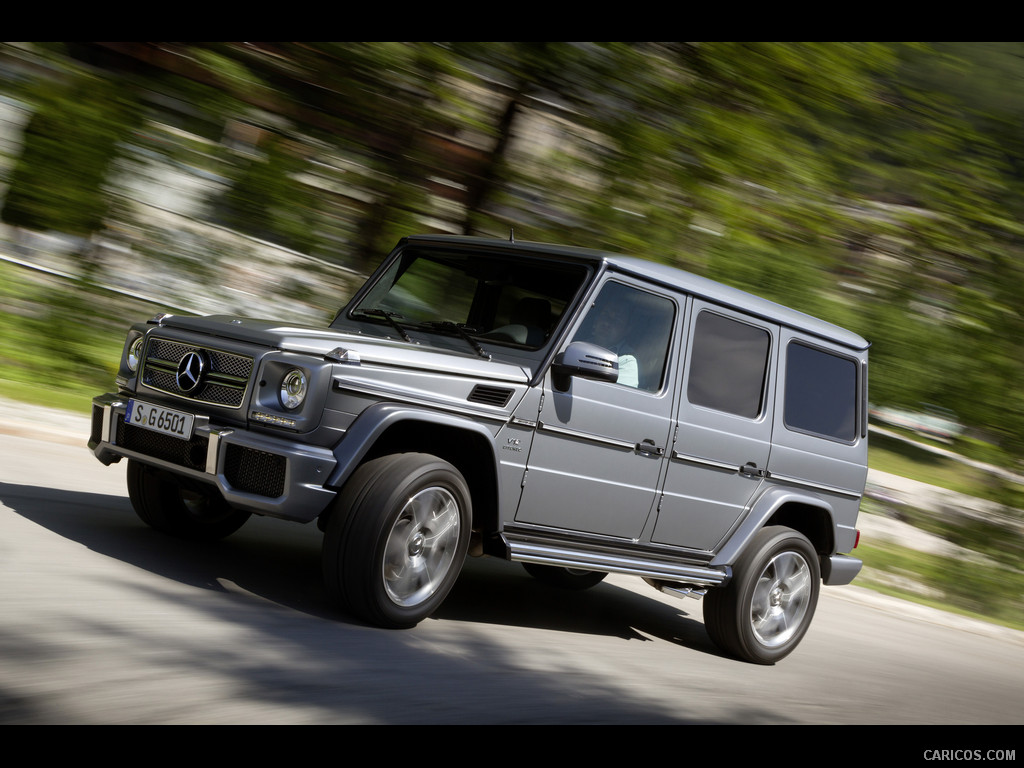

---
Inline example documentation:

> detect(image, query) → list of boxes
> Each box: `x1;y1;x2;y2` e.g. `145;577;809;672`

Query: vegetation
870;431;1024;506
0;261;158;411
856;533;1024;631
0;70;141;245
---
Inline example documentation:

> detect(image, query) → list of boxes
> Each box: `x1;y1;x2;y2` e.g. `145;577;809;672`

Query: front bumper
88;392;338;522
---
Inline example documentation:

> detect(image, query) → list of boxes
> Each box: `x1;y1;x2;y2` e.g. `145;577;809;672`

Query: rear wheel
126;459;250;541
703;526;820;664
522;563;607;590
322;453;471;628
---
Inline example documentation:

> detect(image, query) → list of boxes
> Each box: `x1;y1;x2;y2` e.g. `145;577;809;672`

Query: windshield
339;247;591;353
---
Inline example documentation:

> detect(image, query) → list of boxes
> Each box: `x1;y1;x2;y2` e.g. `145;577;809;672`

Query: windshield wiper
424;321;491;359
355;309;413;343
354;311;490;358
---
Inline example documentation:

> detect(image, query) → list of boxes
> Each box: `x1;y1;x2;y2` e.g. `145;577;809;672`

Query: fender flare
710;485;835;568
325;401;500;491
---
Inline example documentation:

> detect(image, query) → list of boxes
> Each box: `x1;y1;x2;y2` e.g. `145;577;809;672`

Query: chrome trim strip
671;451;738;473
504;537;728;586
537;421;636;451
672;451;862;499
506;521;717;558
146;359;249;386
768;472;863;499
101;401;117;443
206;427;233;475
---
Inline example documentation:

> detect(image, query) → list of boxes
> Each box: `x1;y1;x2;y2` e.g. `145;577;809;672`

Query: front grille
224;444;286;498
141;337;253;408
116;415;209;470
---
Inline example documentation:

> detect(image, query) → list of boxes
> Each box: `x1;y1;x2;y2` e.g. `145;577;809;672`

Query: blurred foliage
0;261;126;410
869;431;1024;508
895;504;1024;568
1;67;142;242
858;535;1024;631
2;42;1024;459
213;132;322;253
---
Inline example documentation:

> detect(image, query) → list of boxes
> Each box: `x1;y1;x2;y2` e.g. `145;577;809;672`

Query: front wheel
322;453;471;628
126;459;250;541
703;526;820;664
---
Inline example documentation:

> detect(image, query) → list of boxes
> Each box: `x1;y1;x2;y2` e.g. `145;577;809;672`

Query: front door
514;279;679;539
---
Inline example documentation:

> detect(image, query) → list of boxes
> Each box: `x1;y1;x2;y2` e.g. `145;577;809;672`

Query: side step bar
502;531;730;588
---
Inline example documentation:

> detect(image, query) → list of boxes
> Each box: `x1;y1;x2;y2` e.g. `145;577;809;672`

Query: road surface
0;404;1022;725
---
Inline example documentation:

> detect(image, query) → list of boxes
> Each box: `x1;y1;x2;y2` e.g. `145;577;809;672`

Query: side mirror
552;341;619;391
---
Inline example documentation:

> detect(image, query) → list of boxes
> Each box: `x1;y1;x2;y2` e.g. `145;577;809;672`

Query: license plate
125;399;195;440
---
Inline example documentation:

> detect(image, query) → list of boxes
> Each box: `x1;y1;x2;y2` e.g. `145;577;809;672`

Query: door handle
635;439;664;456
740;461;769;478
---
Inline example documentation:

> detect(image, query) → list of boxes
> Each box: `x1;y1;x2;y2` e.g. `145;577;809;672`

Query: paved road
1;407;1022;725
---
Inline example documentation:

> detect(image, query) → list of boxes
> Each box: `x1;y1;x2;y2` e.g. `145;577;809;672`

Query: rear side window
784;341;857;442
687;311;771;418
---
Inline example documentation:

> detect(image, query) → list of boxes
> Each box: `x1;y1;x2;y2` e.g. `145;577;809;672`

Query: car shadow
440;557;718;653
0;480;719;657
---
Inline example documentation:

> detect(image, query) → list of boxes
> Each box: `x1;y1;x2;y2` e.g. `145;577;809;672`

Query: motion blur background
1;42;1022;626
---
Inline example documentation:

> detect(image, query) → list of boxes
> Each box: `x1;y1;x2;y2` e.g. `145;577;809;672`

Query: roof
402;234;870;351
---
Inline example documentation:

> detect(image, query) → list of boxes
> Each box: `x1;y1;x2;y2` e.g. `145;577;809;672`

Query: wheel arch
323;402;500;533
711;486;836;569
763;502;834;558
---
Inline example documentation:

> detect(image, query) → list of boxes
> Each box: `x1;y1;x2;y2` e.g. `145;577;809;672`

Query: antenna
509;228;515;243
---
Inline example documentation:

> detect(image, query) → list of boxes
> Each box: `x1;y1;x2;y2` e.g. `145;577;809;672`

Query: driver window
572;282;675;391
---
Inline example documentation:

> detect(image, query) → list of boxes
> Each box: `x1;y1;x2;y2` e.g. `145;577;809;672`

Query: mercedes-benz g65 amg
89;234;868;663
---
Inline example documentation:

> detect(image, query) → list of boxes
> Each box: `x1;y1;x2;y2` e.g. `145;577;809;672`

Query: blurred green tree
214;130;322;253
1;69;141;255
198;42;465;270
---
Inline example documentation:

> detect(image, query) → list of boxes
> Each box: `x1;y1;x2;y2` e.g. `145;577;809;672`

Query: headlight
127;336;144;372
280;368;308;410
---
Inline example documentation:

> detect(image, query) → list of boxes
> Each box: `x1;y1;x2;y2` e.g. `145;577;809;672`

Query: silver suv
89;234;868;663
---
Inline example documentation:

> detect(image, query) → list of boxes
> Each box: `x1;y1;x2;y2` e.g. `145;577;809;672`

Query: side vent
468;384;514;407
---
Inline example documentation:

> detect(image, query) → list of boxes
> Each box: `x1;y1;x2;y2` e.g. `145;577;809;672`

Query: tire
522;563;607;590
126;459;250;541
322;453;471;628
703;526;820;664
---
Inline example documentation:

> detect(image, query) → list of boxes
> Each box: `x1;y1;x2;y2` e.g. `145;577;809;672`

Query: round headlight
280;368;308;410
127;336;144;372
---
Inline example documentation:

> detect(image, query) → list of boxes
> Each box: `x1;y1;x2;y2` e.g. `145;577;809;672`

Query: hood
158;314;531;384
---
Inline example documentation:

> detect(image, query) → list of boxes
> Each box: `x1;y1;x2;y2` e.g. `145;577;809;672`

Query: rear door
652;300;778;552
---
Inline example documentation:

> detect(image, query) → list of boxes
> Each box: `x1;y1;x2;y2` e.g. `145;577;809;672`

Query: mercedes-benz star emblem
175;351;206;394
